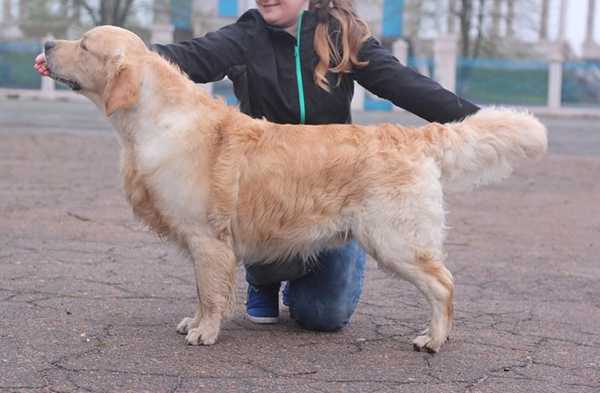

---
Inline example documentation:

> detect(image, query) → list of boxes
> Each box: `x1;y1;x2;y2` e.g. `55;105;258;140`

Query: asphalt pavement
1;98;599;392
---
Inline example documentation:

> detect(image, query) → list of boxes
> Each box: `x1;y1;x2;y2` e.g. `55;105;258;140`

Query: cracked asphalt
1;98;599;393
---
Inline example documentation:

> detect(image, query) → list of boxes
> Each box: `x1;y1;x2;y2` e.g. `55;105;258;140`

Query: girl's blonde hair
309;0;371;91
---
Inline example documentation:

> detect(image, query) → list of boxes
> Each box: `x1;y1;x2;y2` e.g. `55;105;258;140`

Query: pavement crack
66;211;93;222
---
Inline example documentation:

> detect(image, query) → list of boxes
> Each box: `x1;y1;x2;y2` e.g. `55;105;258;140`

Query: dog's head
44;25;146;116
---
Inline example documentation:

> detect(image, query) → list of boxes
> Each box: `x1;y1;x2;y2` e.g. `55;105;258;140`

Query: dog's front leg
176;233;236;346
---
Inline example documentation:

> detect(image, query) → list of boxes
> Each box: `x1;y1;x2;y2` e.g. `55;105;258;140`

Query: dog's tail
424;107;548;192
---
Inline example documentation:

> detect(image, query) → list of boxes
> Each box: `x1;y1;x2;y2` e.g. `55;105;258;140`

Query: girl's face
256;0;309;29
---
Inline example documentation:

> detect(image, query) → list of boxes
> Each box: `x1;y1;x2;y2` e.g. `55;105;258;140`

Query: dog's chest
123;122;210;232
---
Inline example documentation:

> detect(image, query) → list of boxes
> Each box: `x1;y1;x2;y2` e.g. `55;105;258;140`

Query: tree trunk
75;0;134;27
3;0;12;22
506;0;515;38
490;0;501;38
447;0;457;34
473;0;486;58
406;0;424;38
72;0;81;24
584;0;596;44
539;0;549;40
459;0;473;57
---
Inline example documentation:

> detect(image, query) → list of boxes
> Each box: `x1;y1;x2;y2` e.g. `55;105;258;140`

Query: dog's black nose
44;41;56;53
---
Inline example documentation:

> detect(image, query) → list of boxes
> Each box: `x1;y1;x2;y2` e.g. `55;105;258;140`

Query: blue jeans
245;240;366;332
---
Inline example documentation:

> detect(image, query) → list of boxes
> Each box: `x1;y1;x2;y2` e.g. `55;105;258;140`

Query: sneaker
282;281;290;307
282;281;295;320
245;283;280;324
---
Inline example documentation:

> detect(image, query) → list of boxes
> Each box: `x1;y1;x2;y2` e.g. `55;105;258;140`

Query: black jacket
152;9;479;125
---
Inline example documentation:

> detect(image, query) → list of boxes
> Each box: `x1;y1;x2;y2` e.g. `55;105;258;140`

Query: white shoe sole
246;313;279;324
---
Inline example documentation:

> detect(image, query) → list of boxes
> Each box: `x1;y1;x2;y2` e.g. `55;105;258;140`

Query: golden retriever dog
43;26;547;353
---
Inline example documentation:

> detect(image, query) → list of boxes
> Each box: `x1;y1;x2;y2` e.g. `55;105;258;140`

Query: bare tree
457;0;474;57
439;0;540;58
490;0;501;38
447;0;457;34
75;0;136;26
472;0;487;58
18;0;72;37
505;0;515;38
539;0;549;41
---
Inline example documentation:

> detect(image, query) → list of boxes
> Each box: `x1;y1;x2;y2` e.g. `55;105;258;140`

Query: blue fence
456;57;549;106
0;41;43;89
562;61;600;107
171;0;193;30
2;38;599;110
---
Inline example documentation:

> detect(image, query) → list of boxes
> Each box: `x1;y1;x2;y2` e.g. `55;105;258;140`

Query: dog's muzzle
44;41;82;92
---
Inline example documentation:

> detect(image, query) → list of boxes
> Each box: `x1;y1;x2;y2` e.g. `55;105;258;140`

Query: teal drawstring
294;11;306;124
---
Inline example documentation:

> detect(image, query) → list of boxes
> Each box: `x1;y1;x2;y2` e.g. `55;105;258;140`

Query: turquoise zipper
294;11;306;124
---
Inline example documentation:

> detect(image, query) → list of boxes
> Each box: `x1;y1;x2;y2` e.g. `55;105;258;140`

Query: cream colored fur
45;26;547;352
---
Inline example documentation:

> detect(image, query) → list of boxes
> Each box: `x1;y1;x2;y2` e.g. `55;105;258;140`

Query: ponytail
309;0;371;92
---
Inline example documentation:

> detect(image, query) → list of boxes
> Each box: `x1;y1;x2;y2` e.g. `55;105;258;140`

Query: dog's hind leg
407;253;454;353
359;228;454;353
354;177;453;352
177;233;236;346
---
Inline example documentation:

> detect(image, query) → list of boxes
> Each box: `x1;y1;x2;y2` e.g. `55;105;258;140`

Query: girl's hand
33;53;50;77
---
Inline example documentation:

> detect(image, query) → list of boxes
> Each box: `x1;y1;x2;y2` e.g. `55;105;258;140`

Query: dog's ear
103;62;140;116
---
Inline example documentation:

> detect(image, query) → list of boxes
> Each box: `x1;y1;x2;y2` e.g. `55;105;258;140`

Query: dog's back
221;109;547;264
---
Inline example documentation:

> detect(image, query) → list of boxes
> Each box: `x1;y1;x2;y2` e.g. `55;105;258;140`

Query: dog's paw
184;319;220;346
176;316;199;335
412;334;446;353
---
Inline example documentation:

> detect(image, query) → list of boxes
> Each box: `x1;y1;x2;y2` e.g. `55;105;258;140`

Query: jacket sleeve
352;37;480;123
151;12;256;83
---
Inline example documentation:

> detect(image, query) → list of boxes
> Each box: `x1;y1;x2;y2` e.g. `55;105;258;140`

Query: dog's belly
233;211;352;264
229;134;401;263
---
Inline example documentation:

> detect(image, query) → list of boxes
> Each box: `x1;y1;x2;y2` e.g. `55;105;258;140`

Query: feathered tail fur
425;107;548;192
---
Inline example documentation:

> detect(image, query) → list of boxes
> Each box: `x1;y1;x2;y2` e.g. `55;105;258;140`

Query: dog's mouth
49;72;82;91
46;63;82;91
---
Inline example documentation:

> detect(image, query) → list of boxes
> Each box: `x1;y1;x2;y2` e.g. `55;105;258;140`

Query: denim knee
292;301;353;332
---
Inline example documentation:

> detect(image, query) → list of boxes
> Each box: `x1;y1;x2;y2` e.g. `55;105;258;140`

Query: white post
433;35;458;93
393;39;408;64
548;0;568;109
583;0;600;59
392;39;408;111
41;35;56;98
447;0;457;35
151;0;174;43
539;0;549;41
547;44;564;110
